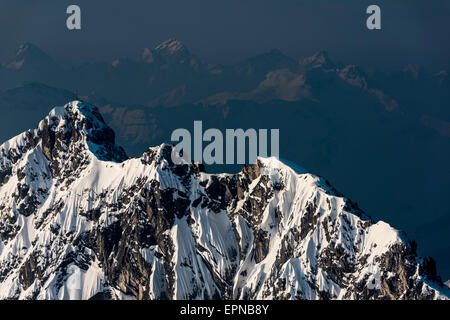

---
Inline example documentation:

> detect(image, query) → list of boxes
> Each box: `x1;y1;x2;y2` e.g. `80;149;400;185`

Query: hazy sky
1;0;449;70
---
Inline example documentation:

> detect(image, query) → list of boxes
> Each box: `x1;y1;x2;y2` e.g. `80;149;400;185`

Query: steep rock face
0;101;448;300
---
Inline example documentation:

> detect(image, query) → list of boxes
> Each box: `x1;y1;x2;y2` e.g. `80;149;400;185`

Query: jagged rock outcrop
0;101;448;300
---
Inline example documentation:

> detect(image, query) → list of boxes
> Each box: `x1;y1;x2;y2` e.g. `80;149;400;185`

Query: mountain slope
3;43;59;72
0;101;447;300
0;43;62;90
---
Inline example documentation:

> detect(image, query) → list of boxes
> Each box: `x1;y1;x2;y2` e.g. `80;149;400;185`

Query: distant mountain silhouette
1;40;448;120
4;42;59;71
0;43;61;90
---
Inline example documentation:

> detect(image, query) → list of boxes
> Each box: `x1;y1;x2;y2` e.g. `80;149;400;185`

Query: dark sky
1;0;449;70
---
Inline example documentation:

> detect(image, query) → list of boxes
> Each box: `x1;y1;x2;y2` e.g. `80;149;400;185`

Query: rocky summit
0;101;448;300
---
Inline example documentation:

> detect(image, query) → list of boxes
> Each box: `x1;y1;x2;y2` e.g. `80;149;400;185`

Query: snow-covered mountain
0;101;448;300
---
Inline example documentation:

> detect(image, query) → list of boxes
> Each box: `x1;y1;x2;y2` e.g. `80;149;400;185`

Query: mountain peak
140;47;155;63
301;50;335;70
6;42;57;70
235;48;297;76
267;48;284;56
40;101;128;163
16;42;43;56
154;38;190;57
338;65;368;89
0;100;129;170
